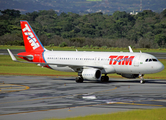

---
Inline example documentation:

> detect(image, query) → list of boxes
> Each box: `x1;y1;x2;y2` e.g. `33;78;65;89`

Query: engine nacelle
82;68;101;80
120;74;139;79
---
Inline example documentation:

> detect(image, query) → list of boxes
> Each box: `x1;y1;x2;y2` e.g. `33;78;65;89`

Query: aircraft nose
156;62;164;72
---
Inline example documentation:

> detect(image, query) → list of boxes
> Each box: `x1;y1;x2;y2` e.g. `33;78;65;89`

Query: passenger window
145;59;148;62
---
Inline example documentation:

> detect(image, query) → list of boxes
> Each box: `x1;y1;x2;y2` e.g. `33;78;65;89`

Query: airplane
7;20;164;84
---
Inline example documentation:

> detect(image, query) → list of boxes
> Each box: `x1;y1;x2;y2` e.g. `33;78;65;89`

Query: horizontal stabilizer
17;55;33;59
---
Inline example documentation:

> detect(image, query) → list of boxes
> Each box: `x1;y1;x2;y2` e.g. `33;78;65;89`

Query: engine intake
82;68;101;80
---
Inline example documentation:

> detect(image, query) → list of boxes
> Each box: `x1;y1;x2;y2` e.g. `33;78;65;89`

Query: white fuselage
43;51;164;75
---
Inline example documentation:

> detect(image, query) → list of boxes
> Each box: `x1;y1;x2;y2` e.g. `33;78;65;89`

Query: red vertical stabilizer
20;20;45;52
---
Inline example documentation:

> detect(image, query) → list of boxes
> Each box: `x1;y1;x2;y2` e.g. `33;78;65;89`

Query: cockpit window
152;59;158;62
149;59;152;62
145;58;158;62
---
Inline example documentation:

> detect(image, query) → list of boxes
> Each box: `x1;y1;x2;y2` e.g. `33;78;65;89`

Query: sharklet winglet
128;46;133;53
7;49;18;62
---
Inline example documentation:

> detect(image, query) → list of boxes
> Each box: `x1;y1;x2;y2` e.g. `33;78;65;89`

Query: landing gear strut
139;74;145;84
76;76;84;83
101;74;109;82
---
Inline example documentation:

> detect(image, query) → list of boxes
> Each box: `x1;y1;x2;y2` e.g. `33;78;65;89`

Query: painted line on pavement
0;84;29;93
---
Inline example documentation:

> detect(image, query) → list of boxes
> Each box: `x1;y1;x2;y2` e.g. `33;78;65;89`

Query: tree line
0;9;166;48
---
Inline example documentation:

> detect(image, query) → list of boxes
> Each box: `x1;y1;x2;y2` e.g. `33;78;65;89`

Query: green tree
160;9;166;18
0;9;21;20
155;34;166;47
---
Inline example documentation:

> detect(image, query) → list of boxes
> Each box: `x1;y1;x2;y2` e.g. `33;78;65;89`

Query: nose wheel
140;79;145;84
139;74;145;84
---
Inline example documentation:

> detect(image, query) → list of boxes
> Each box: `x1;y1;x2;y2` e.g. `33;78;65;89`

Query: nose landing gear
139;74;145;84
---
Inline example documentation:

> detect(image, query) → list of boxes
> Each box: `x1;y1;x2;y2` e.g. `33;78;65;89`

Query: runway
0;76;166;120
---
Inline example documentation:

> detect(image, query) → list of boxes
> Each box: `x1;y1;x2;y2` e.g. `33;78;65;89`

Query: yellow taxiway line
0;83;29;93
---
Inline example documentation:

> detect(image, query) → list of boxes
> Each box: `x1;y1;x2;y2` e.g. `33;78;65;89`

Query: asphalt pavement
0;76;166;120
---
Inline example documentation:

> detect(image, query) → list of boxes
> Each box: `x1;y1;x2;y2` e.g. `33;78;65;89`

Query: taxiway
0;76;166;120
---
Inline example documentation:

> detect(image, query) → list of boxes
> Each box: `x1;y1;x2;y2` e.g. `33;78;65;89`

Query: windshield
145;58;158;62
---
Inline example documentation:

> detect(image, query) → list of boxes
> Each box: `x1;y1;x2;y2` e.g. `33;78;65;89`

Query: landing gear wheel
139;74;145;84
139;75;145;84
140;80;145;84
101;75;109;82
76;76;84;83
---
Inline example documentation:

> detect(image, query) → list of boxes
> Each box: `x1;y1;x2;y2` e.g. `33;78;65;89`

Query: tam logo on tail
20;20;44;52
22;24;40;50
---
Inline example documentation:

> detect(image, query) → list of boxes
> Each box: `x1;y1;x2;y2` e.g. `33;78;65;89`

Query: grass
0;55;77;76
44;108;166;120
0;45;25;50
0;55;166;79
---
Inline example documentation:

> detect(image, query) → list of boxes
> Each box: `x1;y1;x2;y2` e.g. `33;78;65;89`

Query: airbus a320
8;20;164;84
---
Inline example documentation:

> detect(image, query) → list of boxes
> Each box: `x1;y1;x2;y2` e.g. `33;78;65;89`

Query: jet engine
120;74;139;79
82;68;101;80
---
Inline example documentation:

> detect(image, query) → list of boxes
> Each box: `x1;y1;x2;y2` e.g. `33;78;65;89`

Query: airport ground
0;49;166;120
0;76;166;120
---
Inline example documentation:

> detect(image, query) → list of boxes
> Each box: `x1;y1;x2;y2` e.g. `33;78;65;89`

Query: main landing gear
75;74;109;83
101;74;109;82
76;76;84;83
139;74;145;84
